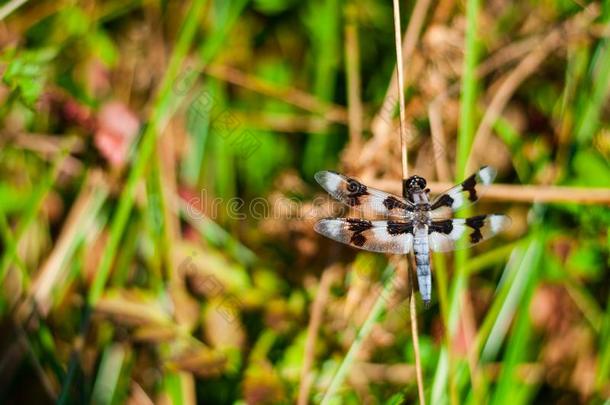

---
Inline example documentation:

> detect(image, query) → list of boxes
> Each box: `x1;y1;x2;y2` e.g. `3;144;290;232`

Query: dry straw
318;1;427;403
392;0;426;403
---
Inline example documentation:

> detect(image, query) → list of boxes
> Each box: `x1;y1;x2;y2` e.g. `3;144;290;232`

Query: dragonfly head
406;175;427;191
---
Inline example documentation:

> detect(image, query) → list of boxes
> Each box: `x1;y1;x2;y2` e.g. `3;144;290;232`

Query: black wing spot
429;219;453;235
346;218;373;232
383;196;409;211
430;194;454;210
346;179;369;206
465;215;486;243
346;219;372;246
351;233;367;246
387;221;413;236
461;174;478;202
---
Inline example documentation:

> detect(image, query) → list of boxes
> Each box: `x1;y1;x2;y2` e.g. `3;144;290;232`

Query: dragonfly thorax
410;189;432;224
413;207;431;225
410;188;430;205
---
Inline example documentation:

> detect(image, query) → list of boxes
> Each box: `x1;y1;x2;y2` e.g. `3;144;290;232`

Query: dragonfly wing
430;166;496;219
314;218;414;254
315;171;414;218
428;214;511;252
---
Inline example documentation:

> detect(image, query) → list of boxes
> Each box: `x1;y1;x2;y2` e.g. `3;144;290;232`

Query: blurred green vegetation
0;0;609;404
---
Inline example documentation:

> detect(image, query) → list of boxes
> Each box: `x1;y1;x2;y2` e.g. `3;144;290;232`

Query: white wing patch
430;166;497;219
478;166;496;185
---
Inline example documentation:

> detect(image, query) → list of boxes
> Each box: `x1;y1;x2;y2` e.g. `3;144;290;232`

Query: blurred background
0;0;609;404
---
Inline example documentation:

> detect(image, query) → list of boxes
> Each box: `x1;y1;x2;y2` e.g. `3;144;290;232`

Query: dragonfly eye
407;175;426;190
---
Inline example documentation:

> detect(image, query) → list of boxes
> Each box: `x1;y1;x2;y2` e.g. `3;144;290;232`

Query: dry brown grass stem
373;0;433;140
429;31;558;106
345;18;363;146
407;254;426;405
206;64;349;125
393;0;409;179
476;35;543;77
342;362;544;385
11;132;85;154
393;1;426;404
355;360;546;385
9;132;84;175
233;113;330;133
21;170;109;318
297;267;338;405
356;362;416;384
370;180;610;205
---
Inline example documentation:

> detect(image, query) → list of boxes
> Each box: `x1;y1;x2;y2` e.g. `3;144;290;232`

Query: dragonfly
314;166;510;306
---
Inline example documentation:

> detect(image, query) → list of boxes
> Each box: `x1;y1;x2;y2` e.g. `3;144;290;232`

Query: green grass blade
91;344;129;405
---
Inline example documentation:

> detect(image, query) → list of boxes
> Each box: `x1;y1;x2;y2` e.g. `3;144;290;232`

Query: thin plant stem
319;2;425;401
393;0;425;404
371;0;432;139
408;255;426;405
360;179;610;205
206;64;349;125
392;0;409;179
344;10;363;146
318;0;425;399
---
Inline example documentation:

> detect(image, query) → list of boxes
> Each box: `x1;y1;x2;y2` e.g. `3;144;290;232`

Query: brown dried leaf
95;290;171;327
133;325;178;343
204;301;246;350
166;347;227;378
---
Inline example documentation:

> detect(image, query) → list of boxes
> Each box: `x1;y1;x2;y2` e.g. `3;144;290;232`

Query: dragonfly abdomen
413;226;431;305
